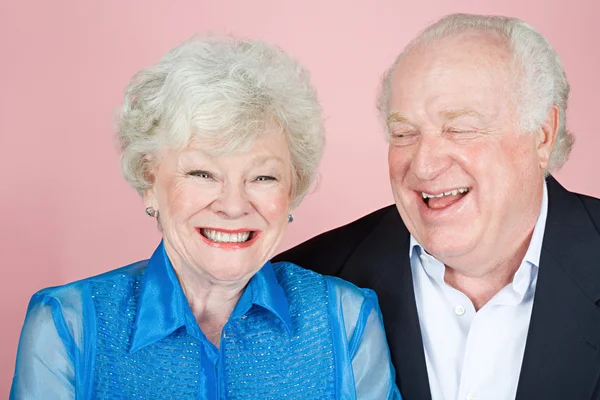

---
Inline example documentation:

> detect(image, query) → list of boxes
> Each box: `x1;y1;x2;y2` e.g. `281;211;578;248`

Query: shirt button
467;392;476;400
454;305;466;316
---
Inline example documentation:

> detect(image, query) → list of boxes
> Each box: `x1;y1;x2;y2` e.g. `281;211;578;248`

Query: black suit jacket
274;177;600;400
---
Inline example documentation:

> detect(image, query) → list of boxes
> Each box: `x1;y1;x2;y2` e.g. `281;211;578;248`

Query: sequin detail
92;272;202;399
91;263;336;399
223;263;336;399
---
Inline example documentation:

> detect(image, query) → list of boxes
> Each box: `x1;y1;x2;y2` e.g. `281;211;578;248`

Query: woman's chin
201;263;263;285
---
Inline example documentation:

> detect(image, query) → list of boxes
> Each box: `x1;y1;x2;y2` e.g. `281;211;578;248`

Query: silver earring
288;214;294;223
145;207;157;218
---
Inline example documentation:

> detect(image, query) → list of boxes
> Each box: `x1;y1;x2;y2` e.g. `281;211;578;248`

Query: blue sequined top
11;243;401;399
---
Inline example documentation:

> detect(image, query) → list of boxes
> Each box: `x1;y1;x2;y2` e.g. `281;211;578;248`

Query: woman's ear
143;187;156;210
142;157;158;210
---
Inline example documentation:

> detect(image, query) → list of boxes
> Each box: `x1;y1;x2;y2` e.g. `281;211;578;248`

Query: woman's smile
197;227;261;249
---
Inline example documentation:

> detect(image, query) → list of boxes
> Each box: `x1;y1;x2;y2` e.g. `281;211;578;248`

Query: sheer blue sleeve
348;290;402;399
328;277;402;399
10;288;84;400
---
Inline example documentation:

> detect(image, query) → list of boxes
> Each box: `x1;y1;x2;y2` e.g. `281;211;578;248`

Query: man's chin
418;233;476;262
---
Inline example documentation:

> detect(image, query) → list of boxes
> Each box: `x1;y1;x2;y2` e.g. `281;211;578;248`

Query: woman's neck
173;260;249;348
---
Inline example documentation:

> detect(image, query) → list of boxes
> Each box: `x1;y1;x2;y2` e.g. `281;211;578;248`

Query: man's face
387;31;553;272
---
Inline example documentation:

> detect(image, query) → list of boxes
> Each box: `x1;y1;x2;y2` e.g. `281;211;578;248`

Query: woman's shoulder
271;261;382;355
31;259;150;309
271;261;377;306
21;260;151;345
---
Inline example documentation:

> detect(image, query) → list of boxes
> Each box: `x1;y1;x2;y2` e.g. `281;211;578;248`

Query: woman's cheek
255;190;290;220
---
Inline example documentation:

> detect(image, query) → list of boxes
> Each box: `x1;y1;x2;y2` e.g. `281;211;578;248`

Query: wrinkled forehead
410;29;513;62
397;31;516;85
390;31;519;114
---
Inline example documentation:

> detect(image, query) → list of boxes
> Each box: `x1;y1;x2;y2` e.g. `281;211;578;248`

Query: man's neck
441;180;548;310
443;232;532;310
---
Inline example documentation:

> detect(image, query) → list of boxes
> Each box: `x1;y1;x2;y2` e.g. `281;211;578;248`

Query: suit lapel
516;177;600;399
343;209;432;400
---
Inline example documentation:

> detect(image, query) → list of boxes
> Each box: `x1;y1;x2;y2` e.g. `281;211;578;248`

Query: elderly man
275;13;600;400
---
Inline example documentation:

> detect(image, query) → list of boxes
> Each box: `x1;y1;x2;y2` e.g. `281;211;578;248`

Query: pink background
1;0;598;395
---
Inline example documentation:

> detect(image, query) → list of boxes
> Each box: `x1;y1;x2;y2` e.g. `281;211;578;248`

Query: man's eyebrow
441;108;483;120
387;112;412;125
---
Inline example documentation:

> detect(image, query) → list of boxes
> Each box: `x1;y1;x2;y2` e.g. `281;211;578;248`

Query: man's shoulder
548;177;600;232
570;191;600;239
576;191;600;216
280;205;401;254
274;205;404;276
544;178;600;294
304;205;399;241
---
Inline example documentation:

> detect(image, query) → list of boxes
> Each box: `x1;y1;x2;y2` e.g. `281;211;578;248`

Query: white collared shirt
410;182;548;400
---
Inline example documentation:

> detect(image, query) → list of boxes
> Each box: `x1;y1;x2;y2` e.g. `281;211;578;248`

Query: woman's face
145;127;293;285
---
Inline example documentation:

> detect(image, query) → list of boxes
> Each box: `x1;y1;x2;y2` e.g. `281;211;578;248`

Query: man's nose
410;134;452;181
211;181;251;218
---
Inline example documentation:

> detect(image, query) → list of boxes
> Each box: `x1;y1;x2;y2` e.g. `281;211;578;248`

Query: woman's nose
211;182;251;218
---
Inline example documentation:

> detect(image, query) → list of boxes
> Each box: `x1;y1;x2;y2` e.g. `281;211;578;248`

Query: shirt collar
129;241;291;353
520;180;548;269
409;181;549;294
510;180;548;294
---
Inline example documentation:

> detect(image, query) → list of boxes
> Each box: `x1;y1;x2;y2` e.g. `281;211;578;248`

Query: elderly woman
11;36;400;399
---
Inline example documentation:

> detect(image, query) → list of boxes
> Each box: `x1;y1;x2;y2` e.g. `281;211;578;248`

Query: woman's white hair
378;13;574;172
117;35;324;208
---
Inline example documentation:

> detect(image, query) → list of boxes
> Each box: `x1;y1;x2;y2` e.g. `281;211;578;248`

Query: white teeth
201;229;251;243
421;188;469;199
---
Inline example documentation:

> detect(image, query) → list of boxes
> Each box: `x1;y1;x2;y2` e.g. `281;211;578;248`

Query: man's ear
537;105;559;170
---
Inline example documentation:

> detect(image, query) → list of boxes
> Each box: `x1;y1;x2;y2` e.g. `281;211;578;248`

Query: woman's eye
256;176;276;182
188;170;212;179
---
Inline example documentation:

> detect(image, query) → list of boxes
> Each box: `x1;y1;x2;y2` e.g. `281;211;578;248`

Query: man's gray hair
378;13;574;171
117;35;324;208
